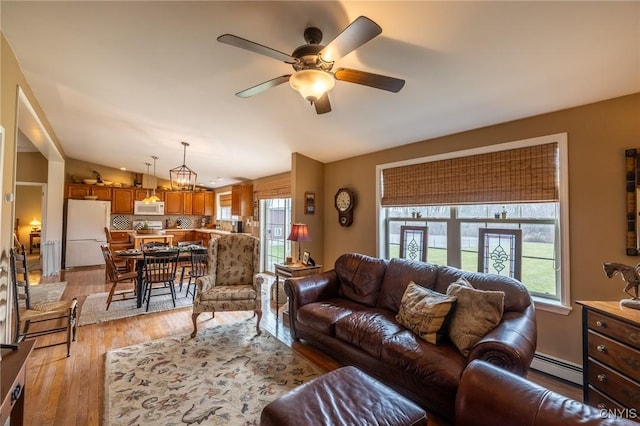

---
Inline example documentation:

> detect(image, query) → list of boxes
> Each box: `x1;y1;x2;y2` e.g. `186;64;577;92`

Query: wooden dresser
578;301;640;416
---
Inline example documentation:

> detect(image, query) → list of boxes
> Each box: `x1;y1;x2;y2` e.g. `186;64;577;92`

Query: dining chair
104;227;132;279
177;240;203;291
10;245;78;357
191;234;263;337
142;249;180;312
184;248;208;300
101;245;138;310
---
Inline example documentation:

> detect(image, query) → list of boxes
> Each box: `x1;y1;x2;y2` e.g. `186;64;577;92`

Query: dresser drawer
588;309;640;350
588;359;640;410
586;384;626;411
588;330;640;382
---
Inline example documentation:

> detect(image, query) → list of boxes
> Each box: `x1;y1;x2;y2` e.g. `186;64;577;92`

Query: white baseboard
530;352;583;386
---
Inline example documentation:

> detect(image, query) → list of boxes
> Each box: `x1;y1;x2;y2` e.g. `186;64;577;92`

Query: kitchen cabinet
204;192;215;216
65;184;112;200
183;192;193;215
192;192;215;216
232;184;253;217
194;231;212;247
134;189;164;202
165;230;197;244
111;188;135;214
164;191;183;215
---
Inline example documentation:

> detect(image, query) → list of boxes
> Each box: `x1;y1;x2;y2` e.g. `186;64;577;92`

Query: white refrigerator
64;199;110;268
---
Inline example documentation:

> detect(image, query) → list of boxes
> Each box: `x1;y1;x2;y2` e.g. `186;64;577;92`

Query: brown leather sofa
456;360;638;425
285;253;537;423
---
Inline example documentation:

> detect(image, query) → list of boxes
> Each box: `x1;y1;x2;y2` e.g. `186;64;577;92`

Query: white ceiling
3;1;639;188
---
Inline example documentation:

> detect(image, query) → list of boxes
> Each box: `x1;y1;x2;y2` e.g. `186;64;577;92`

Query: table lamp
287;223;311;263
30;218;41;232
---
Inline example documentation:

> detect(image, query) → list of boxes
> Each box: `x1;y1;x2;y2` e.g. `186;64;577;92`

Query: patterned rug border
104;318;325;425
79;285;193;326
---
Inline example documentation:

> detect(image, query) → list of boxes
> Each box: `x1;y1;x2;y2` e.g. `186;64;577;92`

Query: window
377;134;570;314
218;192;232;220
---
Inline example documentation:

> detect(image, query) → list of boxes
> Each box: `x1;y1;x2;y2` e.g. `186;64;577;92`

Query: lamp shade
30;218;41;230
287;223;311;242
289;70;335;102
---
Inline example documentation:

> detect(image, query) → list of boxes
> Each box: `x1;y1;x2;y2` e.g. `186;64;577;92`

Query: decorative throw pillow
446;280;505;356
396;282;457;345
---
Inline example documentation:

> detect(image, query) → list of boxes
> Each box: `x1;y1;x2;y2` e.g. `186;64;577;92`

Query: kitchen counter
164;229;248;235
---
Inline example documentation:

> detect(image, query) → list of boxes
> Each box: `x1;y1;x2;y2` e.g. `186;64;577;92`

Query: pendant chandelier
143;156;161;203
142;162;152;203
170;141;197;191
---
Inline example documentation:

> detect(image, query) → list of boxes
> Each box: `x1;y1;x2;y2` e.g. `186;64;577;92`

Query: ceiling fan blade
335;68;405;93
314;93;331;114
218;34;298;64
319;16;382;62
235;75;291;98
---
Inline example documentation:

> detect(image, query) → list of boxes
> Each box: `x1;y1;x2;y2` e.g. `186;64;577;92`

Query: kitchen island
130;233;174;250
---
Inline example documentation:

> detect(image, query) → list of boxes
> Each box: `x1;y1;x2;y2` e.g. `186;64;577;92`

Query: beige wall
17;151;48;182
291;153;324;266
322;92;640;365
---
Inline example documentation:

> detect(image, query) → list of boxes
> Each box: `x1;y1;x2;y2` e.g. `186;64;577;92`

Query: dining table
115;245;205;308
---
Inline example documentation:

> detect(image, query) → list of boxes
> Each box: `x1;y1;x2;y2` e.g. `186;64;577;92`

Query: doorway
15;183;45;271
261;198;292;273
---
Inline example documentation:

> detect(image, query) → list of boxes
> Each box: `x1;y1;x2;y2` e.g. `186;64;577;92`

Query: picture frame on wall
304;191;315;215
302;250;311;265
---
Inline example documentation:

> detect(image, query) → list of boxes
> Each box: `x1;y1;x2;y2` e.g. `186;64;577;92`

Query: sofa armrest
467;305;537;376
284;270;339;341
456;360;636;426
196;275;215;294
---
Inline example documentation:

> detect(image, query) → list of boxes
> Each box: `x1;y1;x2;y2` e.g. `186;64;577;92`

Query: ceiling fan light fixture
289;69;335;102
170;142;197;191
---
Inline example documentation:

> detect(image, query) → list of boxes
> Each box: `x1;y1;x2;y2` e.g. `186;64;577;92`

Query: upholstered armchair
191;234;263;337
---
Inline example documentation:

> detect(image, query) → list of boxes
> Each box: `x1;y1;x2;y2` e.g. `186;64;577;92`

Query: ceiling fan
218;16;405;114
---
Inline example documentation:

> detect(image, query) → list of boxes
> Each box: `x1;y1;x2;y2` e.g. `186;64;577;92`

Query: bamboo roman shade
254;173;291;200
219;193;232;207
381;143;559;206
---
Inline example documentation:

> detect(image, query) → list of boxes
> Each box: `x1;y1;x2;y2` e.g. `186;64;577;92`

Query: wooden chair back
143;250;179;285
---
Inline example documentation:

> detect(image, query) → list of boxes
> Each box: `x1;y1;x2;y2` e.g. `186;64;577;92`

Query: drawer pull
597;374;607;382
596;320;606;328
597;344;607;353
597;403;607;409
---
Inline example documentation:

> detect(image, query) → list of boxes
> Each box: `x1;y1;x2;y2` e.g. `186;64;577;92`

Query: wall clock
334;188;355;226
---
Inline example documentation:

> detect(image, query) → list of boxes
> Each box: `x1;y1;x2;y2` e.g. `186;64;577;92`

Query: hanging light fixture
289;70;335;102
142;162;152;203
143;156;162;203
170;141;197;191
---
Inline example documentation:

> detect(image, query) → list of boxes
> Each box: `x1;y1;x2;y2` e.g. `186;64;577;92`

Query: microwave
134;200;165;215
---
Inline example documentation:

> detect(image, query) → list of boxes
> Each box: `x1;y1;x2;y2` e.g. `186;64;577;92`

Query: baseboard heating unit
530;352;583;385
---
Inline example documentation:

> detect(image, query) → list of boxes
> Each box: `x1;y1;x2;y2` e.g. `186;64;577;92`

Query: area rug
79;285;193;326
104;318;325;425
27;281;67;306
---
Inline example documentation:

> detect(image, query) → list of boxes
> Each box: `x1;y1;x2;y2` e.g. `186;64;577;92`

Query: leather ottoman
260;366;428;426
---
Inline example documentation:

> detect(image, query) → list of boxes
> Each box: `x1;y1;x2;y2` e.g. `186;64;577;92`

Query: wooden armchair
191;234;263;337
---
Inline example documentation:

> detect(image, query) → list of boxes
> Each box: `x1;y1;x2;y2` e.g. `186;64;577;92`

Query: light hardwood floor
22;265;581;426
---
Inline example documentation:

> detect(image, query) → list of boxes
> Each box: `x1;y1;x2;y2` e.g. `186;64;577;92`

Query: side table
1;340;35;425
29;232;41;254
274;263;321;331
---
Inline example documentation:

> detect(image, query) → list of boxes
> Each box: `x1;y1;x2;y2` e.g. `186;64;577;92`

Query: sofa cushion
396;282;457;344
297;298;367;336
435;265;530;313
336;253;388;307
335;309;403;359
377;258;439;312
446;281;505;356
